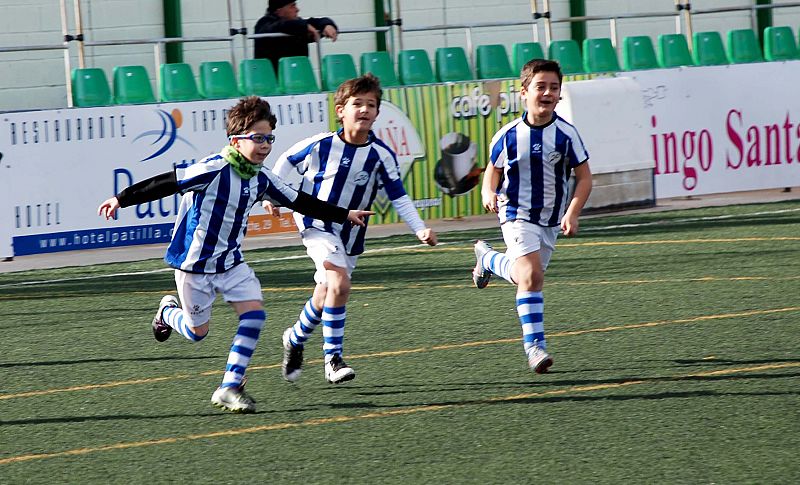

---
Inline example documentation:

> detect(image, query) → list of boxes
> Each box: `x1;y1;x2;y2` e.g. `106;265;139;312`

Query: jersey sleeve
567;129;589;167
376;148;407;200
175;157;224;193
489;127;512;169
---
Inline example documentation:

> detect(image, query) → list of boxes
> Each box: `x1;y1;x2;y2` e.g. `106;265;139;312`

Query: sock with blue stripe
322;305;346;363
221;310;266;388
481;250;515;284
289;297;322;348
162;306;206;342
516;291;546;351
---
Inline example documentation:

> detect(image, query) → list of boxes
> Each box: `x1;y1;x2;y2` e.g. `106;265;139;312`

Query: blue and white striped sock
221;310;266;388
162;306;206;342
322;305;346;363
289;298;322;348
516;291;546;351
482;250;515;284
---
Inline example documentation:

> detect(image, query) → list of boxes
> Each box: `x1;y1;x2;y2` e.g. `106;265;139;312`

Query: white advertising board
625;62;800;198
0;95;328;255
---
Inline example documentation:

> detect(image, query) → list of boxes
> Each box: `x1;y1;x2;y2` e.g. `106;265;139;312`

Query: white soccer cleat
282;327;304;383
211;383;256;413
152;295;179;342
325;354;355;384
472;240;493;289
527;346;553;374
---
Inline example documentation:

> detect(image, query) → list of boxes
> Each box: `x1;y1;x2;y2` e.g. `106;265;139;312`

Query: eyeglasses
229;133;276;144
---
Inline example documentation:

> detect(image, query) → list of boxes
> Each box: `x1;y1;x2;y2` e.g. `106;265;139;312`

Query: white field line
1;207;797;290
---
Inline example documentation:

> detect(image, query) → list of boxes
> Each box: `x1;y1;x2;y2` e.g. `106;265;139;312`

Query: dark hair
226;96;277;136
520;59;563;87
333;73;382;115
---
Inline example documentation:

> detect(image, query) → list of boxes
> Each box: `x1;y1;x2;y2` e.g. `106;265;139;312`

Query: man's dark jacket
253;12;337;72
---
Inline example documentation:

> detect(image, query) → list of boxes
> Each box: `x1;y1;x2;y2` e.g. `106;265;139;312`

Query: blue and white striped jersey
273;129;407;255
165;152;299;273
489;112;589;226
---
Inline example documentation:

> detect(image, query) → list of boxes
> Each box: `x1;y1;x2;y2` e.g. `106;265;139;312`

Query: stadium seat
512;42;545;72
764;26;798;61
475;44;514;79
321;53;358;91
582;37;620;73
692;31;729;66
726;28;763;63
658;33;694;68
112;65;155;104
548;39;584;74
198;61;239;99
621;36;659;70
435;47;472;82
360;51;399;87
398;49;436;85
71;68;113;107
238;58;281;96
159;63;200;102
278;56;319;94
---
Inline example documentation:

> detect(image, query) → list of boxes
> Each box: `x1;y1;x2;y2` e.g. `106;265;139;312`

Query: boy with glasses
97;96;372;413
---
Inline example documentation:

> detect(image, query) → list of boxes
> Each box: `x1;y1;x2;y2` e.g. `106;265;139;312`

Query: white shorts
500;220;560;271
174;262;263;327
301;228;358;285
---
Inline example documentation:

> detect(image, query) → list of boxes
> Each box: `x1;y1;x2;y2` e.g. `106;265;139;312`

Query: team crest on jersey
353;171;370;186
547;152;562;164
532;143;542;153
341;157;352;167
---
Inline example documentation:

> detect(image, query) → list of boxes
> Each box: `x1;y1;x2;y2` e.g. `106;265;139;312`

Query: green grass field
1;201;799;484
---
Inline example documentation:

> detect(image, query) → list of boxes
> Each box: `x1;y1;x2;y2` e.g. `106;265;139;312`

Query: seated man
253;0;338;73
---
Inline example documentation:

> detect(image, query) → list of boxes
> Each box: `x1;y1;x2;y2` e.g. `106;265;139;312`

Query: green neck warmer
222;145;261;179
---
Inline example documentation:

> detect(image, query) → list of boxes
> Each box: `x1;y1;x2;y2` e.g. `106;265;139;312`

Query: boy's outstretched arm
561;163;593;236
481;164;502;213
98;171;178;219
261;172;373;227
390;194;437;246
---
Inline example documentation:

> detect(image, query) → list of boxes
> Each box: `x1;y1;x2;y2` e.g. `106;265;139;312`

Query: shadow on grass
0;354;219;368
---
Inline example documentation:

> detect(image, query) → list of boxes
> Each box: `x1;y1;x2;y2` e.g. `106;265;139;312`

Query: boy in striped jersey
97;96;373;413
265;74;437;384
472;59;593;374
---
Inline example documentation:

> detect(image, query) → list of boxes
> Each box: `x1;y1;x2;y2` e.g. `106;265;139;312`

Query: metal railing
2;0;800;109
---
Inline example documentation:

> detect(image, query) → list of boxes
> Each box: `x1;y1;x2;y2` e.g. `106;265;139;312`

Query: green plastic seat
71;68;113;107
692;31;729;66
159;63;200;102
398;49;436;85
321;53;358;91
278;56;319;94
582;38;620;73
726;29;763;63
359;51;399;87
512;42;545;72
238;58;281;96
622;36;659;70
475;44;514;79
435;47;472;82
198;61;239;99
658;33;694;68
112;65;155;104
548;39;584;74
764;26;798;61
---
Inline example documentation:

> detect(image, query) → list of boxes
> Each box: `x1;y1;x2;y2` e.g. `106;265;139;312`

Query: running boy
97;96;373;413
265;73;437;384
472;59;592;374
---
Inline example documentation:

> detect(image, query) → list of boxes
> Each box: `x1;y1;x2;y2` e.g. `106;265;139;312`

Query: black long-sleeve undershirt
115;170;350;224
